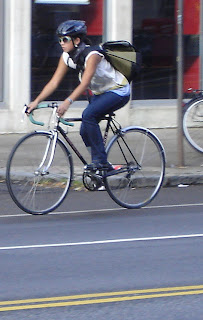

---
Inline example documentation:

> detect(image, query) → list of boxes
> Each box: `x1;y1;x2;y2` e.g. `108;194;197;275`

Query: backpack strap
76;45;103;102
77;45;103;72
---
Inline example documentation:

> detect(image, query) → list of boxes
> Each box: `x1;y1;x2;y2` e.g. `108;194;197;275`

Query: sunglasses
58;36;72;44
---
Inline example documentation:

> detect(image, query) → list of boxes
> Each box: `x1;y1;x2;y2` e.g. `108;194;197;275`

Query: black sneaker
85;162;114;172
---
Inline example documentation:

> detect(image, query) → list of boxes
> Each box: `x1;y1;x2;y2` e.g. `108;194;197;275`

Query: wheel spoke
6;132;73;214
104;128;165;209
183;99;203;152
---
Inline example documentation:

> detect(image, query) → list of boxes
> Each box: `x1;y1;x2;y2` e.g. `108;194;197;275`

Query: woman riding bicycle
28;20;130;171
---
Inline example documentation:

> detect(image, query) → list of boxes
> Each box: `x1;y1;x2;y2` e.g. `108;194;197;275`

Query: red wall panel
183;57;200;92
183;0;200;35
81;0;103;35
176;0;201;91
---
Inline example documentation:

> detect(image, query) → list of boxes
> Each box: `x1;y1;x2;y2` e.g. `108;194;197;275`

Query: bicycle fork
34;130;58;176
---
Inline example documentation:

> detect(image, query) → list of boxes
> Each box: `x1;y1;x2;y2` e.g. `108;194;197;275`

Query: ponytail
74;34;92;46
83;37;92;45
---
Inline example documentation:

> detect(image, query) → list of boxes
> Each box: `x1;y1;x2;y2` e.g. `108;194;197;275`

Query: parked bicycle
183;88;203;153
6;103;165;215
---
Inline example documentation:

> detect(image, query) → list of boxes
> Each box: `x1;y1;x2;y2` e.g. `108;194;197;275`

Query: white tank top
62;51;130;95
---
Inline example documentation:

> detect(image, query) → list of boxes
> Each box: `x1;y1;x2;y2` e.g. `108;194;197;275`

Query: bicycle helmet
56;20;87;38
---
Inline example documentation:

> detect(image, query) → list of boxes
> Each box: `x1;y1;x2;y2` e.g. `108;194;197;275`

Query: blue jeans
80;92;130;164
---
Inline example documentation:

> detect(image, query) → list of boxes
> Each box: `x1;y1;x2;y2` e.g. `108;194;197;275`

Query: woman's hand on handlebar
26;101;39;114
57;100;71;117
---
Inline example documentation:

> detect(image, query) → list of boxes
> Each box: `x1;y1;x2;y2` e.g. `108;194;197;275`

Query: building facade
0;0;201;132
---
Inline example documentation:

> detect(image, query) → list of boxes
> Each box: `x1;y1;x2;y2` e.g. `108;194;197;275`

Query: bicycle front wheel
183;98;203;152
6;131;73;214
104;127;165;209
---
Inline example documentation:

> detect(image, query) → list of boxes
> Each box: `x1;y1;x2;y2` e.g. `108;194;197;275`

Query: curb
1;168;203;187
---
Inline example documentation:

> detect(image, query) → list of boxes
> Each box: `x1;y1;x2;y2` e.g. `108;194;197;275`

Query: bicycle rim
6;131;73;214
183;99;203;153
104;127;165;209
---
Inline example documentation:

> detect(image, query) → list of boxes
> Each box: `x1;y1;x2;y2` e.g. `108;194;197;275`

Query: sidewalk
0;128;202;186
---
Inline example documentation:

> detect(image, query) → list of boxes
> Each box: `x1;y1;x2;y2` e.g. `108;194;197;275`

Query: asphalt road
0;183;203;319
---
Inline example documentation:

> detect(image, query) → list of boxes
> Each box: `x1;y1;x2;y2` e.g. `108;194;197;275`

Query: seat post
103;114;113;146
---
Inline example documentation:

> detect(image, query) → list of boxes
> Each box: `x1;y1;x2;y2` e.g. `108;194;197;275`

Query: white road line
0;234;203;251
0;207;126;218
1;203;203;218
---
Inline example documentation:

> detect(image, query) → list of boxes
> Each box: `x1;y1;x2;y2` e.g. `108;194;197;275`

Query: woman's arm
57;53;102;117
27;55;68;113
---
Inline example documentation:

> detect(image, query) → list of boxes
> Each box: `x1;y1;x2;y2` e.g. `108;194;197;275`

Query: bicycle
6;103;166;215
183;88;203;153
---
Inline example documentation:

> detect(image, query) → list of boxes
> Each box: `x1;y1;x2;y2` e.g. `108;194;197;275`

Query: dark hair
73;34;92;46
83;36;92;45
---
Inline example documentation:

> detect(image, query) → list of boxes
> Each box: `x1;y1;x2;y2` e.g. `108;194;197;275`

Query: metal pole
177;0;184;167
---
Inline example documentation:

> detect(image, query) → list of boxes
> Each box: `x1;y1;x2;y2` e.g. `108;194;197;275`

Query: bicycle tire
6;131;73;214
183;98;203;153
104;127;165;209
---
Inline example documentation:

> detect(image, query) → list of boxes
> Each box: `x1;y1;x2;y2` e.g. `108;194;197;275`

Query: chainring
82;171;103;191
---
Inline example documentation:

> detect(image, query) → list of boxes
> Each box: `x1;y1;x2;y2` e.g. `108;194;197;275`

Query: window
31;0;103;101
35;0;90;4
132;0;176;99
0;0;4;102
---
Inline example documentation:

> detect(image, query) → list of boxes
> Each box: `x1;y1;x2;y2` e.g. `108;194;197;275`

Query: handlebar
187;88;203;94
24;103;74;127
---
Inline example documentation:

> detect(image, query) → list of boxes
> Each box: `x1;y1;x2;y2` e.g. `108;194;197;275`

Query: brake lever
21;104;28;123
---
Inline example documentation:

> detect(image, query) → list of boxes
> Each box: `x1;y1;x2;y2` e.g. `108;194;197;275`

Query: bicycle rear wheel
6;131;73;214
183;98;203;152
104;127;165;209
